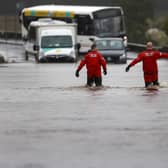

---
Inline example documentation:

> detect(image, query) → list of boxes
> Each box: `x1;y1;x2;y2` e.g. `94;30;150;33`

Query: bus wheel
25;52;29;61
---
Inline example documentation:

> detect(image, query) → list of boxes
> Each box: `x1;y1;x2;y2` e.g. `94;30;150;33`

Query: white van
24;19;78;62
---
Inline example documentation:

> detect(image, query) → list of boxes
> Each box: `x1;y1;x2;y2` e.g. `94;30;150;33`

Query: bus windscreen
93;9;126;37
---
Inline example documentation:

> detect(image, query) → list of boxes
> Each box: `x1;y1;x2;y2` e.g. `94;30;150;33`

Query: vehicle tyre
25;51;29;61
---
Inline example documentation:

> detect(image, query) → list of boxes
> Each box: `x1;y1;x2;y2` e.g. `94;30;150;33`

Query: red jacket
129;49;168;73
77;50;106;78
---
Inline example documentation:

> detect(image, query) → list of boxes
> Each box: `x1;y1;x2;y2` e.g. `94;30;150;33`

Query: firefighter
125;41;168;87
75;44;107;87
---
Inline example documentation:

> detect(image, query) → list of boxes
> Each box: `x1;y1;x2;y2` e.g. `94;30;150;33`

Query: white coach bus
20;5;127;53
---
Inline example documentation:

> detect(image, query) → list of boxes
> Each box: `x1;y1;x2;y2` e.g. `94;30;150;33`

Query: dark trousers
87;76;102;87
144;71;159;87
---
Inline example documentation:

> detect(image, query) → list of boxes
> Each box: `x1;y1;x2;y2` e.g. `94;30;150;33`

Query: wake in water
65;81;168;93
66;85;143;91
159;81;168;88
13;81;168;92
53;81;168;91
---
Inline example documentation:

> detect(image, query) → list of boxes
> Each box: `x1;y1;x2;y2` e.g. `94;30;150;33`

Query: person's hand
125;65;131;72
75;70;79;77
103;69;107;75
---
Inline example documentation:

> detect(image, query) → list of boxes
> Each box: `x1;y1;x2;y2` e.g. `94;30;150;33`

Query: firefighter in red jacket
125;41;168;87
75;44;107;86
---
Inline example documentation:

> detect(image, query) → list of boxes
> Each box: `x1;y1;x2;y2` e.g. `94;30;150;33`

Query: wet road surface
0;43;168;168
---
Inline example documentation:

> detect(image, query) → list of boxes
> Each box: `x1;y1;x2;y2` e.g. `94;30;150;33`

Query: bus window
93;8;126;37
75;15;94;35
93;8;122;18
94;16;123;37
28;26;36;42
23;16;37;30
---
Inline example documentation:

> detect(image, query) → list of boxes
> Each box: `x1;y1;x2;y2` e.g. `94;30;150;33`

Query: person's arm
75;56;87;77
125;53;143;72
156;51;168;59
99;53;107;75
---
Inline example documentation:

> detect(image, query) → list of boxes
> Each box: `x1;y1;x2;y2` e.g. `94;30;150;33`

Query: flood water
0;60;168;168
0;40;168;168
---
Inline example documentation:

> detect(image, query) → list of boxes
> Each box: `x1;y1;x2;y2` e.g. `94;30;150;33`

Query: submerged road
0;43;168;168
